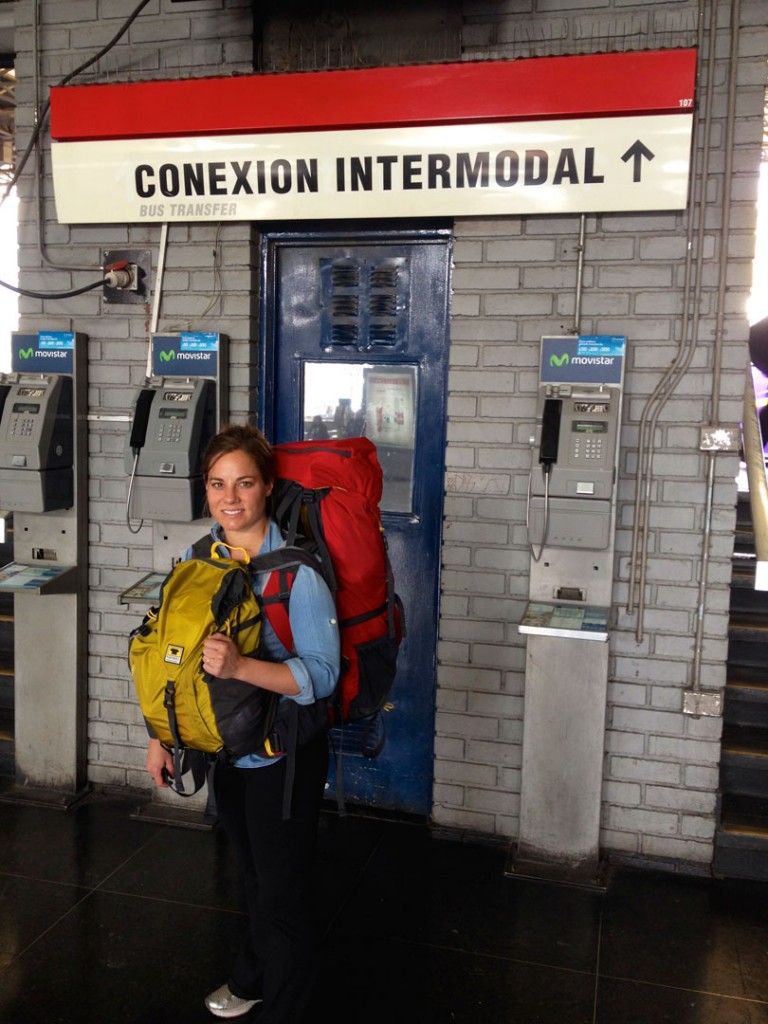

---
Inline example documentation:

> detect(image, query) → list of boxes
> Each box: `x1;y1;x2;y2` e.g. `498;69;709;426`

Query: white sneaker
205;982;262;1019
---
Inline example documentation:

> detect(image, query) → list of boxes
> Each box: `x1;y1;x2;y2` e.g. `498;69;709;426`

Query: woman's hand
146;738;174;787
202;632;300;696
202;632;242;680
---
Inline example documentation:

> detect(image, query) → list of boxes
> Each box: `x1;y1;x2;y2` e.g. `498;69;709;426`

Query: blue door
259;224;452;817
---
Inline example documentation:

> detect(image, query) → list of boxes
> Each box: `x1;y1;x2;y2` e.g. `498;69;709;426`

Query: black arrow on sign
621;141;655;182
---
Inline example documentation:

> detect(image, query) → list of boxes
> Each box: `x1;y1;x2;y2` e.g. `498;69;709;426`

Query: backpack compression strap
162;679;209;797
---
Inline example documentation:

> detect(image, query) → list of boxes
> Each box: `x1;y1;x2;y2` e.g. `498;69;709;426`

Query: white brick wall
9;0;768;869
13;0;256;790
434;0;766;863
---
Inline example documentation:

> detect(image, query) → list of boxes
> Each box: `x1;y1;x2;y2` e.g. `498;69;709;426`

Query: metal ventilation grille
321;256;408;352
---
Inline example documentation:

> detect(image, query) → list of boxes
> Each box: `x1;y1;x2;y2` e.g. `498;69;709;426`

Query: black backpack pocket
349;632;399;722
206;677;280;758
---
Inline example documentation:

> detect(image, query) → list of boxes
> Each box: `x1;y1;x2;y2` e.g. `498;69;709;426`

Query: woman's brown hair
201;423;274;486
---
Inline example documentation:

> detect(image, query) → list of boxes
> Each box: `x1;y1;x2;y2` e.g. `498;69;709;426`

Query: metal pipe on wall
572;214;587;335
690;0;742;692
146;221;170;379
633;12;714;638
626;0;716;640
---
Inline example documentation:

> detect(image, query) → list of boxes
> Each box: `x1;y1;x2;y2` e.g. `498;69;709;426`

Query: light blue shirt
190;520;340;766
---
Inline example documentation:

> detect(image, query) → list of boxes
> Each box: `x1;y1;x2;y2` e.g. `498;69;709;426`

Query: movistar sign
540;335;625;384
11;331;75;374
151;332;220;377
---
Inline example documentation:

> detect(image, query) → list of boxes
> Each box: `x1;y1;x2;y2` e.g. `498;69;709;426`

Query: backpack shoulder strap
272;479;337;593
190;534;212;559
251;546;322;653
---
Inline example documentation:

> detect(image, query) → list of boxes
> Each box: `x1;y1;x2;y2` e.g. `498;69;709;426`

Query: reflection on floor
1;789;767;1023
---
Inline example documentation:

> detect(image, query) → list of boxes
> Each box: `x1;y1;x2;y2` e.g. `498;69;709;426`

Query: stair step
0;705;13;778
729;584;768;617
718;498;768;879
0;669;13;706
731;553;759;572
724;668;768;729
727;636;768;668
0;747;13;780
720;724;768;799
732;551;756;570
721;724;768;758
728;611;768;636
720;763;768;800
726;662;768;688
720;793;768;832
713;831;768;881
714;793;768;880
724;704;768;732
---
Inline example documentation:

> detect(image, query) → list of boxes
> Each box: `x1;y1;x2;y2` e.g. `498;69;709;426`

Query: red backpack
270;437;404;754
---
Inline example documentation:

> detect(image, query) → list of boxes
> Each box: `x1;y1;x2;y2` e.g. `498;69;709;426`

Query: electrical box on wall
102;248;151;305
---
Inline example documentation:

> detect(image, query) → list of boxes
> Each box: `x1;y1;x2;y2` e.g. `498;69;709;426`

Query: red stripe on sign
50;50;696;142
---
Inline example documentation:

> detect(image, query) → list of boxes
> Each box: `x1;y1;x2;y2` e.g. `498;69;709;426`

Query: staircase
0;516;13;778
713;492;768;880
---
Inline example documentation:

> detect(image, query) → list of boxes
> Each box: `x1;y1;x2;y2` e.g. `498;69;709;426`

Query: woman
146;423;340;1023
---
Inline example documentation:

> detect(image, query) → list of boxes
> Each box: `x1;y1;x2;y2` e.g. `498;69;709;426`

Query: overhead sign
51;115;691;223
49;50;697;224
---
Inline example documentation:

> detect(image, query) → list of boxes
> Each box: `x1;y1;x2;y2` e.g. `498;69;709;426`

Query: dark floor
1;789;768;1024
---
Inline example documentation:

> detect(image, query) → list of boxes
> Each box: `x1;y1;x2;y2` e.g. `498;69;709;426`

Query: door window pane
303;362;416;513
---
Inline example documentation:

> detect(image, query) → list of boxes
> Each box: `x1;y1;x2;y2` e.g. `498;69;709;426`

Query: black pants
213;732;329;1024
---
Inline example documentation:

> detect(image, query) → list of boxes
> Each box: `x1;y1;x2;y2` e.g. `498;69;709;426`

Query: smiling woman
0;188;18;373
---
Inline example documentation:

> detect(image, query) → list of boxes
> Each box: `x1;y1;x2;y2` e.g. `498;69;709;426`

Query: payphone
527;383;620;553
0;331;88;810
511;335;626;886
125;377;216;522
0;374;74;512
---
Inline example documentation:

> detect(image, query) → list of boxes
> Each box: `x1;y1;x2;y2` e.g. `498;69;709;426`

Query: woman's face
205;448;274;535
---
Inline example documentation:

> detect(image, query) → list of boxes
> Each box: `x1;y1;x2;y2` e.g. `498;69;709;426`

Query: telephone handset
539;398;562;468
129;387;157;456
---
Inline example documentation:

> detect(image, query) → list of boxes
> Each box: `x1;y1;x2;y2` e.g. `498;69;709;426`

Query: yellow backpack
129;543;316;795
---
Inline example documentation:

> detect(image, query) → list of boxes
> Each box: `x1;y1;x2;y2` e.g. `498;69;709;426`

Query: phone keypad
8;416;35;437
573;437;603;460
157;422;183;444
